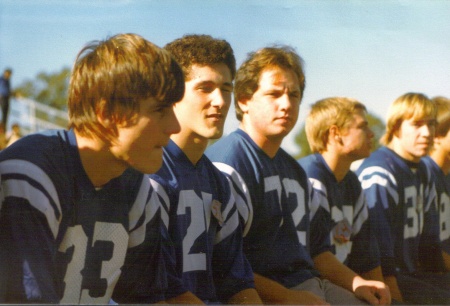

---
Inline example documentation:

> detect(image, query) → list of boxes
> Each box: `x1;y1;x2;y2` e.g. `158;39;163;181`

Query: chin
134;159;164;175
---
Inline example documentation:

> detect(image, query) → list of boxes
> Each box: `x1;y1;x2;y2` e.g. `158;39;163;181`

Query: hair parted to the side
306;97;367;153
164;34;236;81
68;33;185;140
234;45;305;121
431;96;450;139
380;92;436;146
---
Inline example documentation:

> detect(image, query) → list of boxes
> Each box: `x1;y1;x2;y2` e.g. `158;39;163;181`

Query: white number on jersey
59;222;128;304
177;190;212;272
439;191;450;242
265;176;306;245
404;186;424;239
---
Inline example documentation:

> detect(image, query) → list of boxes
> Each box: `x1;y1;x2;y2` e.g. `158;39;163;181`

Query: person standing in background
6;123;22;147
0;68;12;127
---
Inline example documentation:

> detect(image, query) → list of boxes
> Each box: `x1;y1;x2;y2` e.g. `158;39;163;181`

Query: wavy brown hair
68;33;185;140
234;45;305;121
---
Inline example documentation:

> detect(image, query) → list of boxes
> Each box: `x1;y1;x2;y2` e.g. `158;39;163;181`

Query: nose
420;123;433;138
211;88;228;108
279;92;292;111
166;106;181;135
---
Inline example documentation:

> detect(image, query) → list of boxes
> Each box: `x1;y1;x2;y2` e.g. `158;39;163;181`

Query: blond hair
432;96;450;138
306;97;367;153
380;93;436;145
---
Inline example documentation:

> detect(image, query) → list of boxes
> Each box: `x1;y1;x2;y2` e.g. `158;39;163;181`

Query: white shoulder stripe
128;176;168;248
308;178;330;216
213;162;253;237
128;176;150;231
352;192;369;235
358;166;397;187
359;172;399;207
0;159;61;238
150;178;170;228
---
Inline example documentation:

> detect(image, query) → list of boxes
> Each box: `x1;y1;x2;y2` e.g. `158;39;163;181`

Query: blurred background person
0;68;13;127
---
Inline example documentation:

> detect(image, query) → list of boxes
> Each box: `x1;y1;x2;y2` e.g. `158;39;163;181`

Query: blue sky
1;0;449;154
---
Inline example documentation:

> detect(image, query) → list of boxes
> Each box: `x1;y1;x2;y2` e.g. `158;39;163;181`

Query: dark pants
0;96;9;127
397;272;450;304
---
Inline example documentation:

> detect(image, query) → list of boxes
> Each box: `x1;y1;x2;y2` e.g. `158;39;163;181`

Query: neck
430;149;450;175
170;131;208;165
321;150;352;182
75;131;127;187
387;139;421;163
239;122;282;158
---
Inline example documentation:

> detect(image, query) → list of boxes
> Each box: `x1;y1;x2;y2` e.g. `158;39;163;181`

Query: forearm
253;273;290;304
253;273;328;305
384;275;403;302
360;265;384;282
443;250;450;271
227;288;262;305
165;291;204;304
313;251;358;292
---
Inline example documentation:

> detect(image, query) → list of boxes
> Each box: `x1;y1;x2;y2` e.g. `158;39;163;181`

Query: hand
353;278;391;305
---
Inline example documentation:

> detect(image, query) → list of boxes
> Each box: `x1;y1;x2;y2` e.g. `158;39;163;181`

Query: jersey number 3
58;222;128;304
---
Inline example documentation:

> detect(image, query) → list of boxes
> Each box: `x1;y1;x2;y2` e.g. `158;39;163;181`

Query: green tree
14;67;70;111
293;111;385;160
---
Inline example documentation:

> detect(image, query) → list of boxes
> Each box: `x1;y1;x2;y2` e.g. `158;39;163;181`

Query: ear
329;125;341;143
237;98;250;114
96;99;113;129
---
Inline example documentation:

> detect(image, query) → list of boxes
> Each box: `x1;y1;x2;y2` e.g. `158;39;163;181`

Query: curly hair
164;34;236;81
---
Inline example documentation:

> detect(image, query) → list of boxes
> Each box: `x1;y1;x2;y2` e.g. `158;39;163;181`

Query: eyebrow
195;80;233;88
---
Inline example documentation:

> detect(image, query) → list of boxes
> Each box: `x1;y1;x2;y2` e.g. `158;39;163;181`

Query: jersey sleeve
0;159;64;303
346;190;381;274
357;166;397;276
212;178;255;302
307;179;333;258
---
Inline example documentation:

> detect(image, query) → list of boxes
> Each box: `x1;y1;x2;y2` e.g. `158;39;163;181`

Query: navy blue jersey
206;129;325;288
423;156;450;256
298;153;380;274
149;140;255;303
0;129;177;304
356;147;440;276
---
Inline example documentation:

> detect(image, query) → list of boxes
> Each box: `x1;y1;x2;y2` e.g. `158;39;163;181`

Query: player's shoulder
276;148;308;177
298;153;327;177
0;129;69;162
206;130;250;164
0;129;73;185
356;147;396;175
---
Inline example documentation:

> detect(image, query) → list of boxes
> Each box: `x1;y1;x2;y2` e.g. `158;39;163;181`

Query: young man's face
436;128;450;164
110;96;180;174
173;63;232;141
242;66;301;142
339;110;374;161
395;116;436;162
